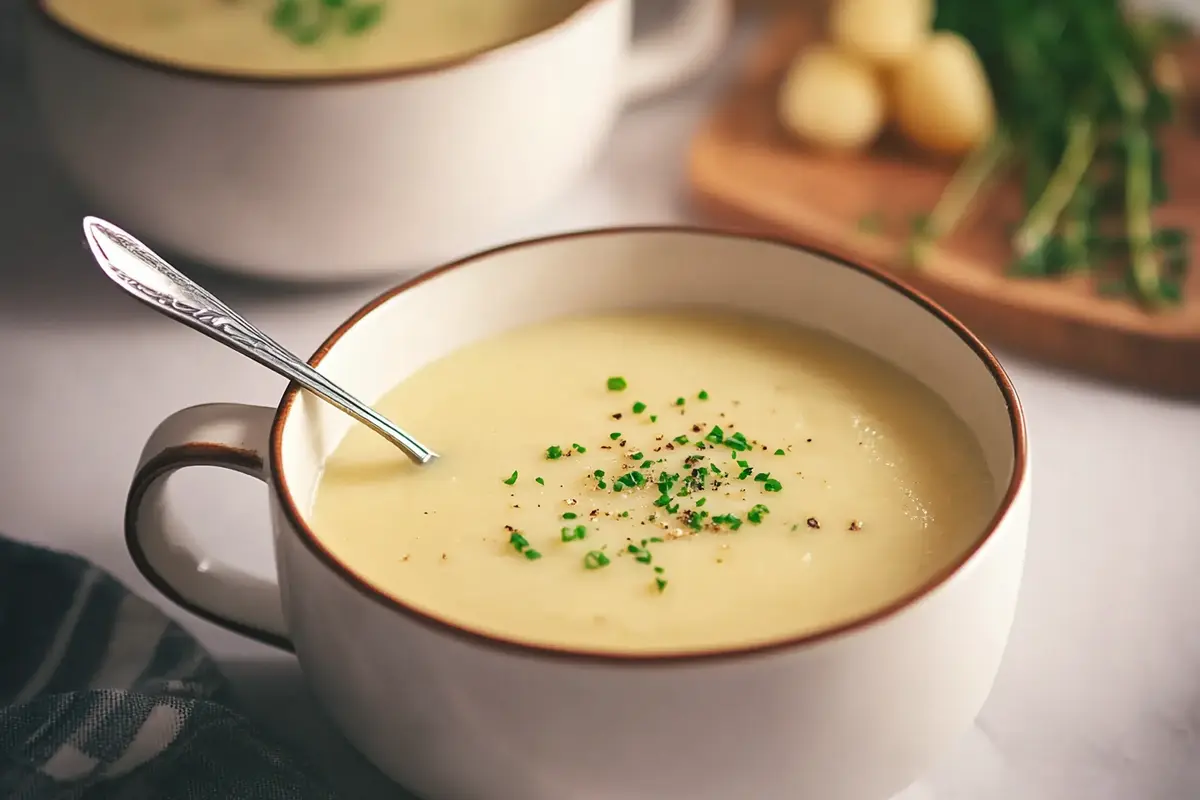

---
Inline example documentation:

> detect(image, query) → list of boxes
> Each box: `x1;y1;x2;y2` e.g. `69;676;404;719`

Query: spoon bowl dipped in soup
123;227;1030;800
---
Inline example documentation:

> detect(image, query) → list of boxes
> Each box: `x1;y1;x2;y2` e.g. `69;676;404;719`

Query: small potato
830;0;933;67
778;45;887;152
891;32;996;157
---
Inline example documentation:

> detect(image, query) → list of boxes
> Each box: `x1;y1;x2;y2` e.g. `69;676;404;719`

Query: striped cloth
0;535;339;799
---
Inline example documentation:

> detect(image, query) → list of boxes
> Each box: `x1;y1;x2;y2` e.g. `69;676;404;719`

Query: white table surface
4;12;1200;800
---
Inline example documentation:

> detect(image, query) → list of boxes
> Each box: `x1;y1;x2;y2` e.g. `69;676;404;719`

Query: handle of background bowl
623;0;732;104
124;402;292;652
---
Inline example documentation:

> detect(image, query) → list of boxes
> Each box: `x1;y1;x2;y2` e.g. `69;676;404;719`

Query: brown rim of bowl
270;225;1028;665
28;0;603;85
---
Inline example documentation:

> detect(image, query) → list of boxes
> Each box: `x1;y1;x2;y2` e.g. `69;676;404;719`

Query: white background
3;5;1200;798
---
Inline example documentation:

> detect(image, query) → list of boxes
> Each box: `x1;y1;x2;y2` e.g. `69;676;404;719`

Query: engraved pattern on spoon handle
84;219;297;366
83;217;437;463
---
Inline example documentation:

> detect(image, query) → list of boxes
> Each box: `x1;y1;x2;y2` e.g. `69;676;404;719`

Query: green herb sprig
908;1;1190;308
508;530;541;561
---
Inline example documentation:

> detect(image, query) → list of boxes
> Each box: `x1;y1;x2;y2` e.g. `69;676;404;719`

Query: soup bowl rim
257;225;1030;666
26;0;606;85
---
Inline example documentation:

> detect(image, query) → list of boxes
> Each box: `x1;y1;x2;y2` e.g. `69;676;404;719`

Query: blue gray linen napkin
0;534;340;799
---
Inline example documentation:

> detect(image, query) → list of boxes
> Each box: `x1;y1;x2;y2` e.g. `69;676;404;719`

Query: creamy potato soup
312;311;995;654
42;0;587;78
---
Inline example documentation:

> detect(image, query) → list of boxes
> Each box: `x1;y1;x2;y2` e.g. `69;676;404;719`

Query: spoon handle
82;217;438;465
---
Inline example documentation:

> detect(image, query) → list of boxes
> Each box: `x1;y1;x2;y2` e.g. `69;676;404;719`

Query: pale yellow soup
312;311;995;654
43;0;586;78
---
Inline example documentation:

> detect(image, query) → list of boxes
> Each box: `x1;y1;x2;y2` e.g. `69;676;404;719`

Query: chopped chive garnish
655;577;668;592
612;471;646;490
674;397;685;406
754;472;770;482
598;481;608;489
705;426;724;444
650;414;658;422
607;376;628;391
763;478;783;492
627;544;653;564
562;512;578;519
640;460;653;468
561;525;587;542
632;401;647;414
594;469;605;478
673;435;689;445
584;550;611;569
631;451;644;460
620;510;630;517
546;445;563;460
696;497;707;507
721;432;749;452
747;504;770;524
535;476;545;485
272;0;386;43
712;513;743;530
610;432;621;440
774;449;785;456
698;390;709;400
345;4;384;35
502;471;518;485
510;530;541;560
654;566;665;574
572;443;587;453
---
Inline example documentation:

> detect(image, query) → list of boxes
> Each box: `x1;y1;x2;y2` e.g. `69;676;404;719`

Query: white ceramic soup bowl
25;0;730;282
125;228;1030;800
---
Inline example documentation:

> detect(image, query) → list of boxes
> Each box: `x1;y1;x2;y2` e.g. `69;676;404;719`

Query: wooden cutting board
689;12;1200;398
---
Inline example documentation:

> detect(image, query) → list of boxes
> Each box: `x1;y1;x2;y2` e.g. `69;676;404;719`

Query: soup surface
42;0;587;77
312;311;996;654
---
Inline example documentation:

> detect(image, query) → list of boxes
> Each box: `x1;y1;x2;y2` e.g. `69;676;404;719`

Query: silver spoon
82;216;439;466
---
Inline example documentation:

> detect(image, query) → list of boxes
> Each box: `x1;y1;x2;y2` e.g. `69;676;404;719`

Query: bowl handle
124;402;292;651
623;0;732;104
